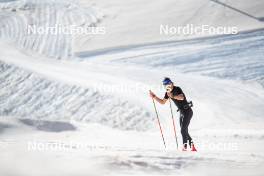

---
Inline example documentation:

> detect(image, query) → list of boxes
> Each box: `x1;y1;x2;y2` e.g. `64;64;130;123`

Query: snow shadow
0;123;12;134
19;119;76;132
0;0;17;2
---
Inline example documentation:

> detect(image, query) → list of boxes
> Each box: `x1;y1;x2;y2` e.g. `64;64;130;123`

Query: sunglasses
164;84;173;92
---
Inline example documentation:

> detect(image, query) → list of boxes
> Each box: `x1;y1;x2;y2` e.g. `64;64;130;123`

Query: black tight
180;108;193;147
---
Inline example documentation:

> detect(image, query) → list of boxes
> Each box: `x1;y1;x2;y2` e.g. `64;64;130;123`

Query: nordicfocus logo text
160;24;238;36
27;24;106;35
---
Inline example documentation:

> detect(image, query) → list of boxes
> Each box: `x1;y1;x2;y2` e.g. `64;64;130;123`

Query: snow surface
0;0;264;176
76;0;264;52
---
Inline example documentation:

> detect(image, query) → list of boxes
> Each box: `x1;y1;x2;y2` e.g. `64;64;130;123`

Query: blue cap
162;77;173;85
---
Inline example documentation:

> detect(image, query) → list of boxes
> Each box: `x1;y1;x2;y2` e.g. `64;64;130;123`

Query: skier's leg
186;109;193;147
180;112;190;148
181;109;194;147
179;113;187;148
179;113;183;128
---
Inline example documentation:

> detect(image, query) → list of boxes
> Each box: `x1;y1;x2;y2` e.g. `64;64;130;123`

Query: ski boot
191;143;197;152
182;144;188;151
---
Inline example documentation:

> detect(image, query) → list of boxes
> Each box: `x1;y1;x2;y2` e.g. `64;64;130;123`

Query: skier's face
164;83;173;92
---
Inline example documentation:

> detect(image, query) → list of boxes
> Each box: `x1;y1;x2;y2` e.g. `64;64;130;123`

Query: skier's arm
172;94;184;101
149;90;168;104
154;96;168;104
167;87;185;100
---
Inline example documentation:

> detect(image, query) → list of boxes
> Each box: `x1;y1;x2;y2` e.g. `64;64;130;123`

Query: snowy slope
77;29;264;87
1;0;264;57
0;0;104;58
76;0;264;52
1;0;264;176
1;28;264;175
1;35;264;131
0;59;153;131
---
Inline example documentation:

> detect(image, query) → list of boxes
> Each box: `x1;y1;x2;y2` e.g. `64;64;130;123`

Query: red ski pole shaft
169;98;179;149
151;97;166;149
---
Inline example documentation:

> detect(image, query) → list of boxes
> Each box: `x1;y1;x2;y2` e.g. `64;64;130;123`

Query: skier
149;77;197;151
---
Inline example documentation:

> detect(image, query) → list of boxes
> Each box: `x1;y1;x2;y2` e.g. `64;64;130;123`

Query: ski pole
151;96;166;149
169;98;179;149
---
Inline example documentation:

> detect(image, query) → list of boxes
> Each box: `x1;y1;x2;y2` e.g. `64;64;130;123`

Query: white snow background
0;0;264;176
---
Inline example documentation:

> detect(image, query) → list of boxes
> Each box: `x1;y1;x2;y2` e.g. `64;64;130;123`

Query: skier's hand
149;90;156;99
167;92;174;99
